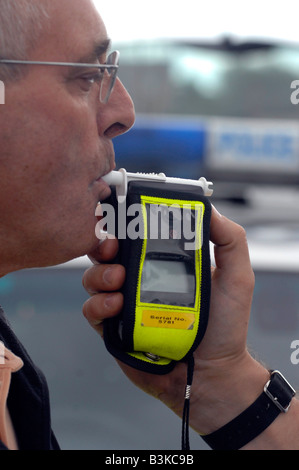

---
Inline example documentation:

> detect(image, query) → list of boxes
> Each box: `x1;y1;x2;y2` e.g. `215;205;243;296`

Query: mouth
92;141;116;199
95;176;112;198
98;164;115;182
94;177;112;221
93;151;115;181
93;164;115;204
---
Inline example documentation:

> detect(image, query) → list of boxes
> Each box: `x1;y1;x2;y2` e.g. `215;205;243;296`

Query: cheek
6;79;102;181
2;89;101;228
0;130;95;240
16;115;97;192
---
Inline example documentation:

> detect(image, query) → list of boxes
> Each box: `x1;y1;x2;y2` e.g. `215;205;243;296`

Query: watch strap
201;371;296;450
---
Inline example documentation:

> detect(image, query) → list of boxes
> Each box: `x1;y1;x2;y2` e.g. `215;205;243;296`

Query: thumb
210;206;253;284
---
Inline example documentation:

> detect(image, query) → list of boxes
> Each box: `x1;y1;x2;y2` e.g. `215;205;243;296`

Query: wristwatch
201;370;296;450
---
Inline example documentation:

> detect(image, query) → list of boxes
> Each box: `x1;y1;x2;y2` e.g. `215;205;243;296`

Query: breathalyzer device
98;169;213;375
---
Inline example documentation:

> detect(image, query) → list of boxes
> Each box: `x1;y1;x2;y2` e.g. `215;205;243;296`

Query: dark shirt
0;306;59;450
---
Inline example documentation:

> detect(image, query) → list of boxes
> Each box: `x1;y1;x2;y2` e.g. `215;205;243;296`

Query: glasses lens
100;51;119;103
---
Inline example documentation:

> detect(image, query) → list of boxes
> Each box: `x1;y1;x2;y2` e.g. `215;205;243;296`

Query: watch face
265;370;296;412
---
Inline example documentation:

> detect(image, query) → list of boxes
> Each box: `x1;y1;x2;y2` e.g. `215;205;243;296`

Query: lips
92;141;115;200
96;177;112;198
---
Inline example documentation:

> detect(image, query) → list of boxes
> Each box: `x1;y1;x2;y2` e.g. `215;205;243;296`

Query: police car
112;38;299;196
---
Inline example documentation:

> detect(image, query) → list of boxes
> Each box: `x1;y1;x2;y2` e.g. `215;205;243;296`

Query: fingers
203;206;255;354
210;205;254;288
82;263;125;295
82;291;124;335
88;237;119;264
82;264;125;334
82;237;126;335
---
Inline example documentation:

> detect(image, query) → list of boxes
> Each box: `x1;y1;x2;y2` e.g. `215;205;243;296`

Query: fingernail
104;293;117;309
103;267;114;284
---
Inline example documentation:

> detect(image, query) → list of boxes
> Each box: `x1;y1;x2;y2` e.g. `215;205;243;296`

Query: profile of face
0;0;135;273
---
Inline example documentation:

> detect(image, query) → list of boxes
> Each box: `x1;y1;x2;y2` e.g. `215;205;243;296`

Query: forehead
32;0;110;62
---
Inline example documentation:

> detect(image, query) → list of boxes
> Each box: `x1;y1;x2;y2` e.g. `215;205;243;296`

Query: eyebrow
76;38;112;64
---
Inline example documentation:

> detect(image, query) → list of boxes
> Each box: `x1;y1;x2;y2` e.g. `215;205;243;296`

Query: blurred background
99;0;299;194
1;0;299;450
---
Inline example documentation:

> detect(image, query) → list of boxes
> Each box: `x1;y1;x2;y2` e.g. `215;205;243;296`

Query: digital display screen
139;201;198;307
141;259;194;294
140;259;195;307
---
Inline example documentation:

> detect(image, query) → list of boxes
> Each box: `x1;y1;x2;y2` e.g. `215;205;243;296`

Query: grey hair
0;0;51;81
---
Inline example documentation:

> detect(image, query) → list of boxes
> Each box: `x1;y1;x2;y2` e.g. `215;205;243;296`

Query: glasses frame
0;50;120;103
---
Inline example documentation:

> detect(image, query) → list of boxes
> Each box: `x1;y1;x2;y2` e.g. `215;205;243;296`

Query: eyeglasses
0;50;119;104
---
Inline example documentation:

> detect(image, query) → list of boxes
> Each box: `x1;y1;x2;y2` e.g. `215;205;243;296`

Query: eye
78;69;104;91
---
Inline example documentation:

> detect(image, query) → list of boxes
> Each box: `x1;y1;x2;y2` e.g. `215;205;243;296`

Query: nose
97;77;136;139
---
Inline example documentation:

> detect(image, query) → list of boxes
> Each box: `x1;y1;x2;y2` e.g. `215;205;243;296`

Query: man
0;0;134;450
0;0;298;450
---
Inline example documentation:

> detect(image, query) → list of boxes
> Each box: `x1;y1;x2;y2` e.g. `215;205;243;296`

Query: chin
75;232;101;258
43;237;99;268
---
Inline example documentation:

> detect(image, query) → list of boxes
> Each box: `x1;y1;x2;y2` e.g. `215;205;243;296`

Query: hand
82;238;125;336
82;208;267;435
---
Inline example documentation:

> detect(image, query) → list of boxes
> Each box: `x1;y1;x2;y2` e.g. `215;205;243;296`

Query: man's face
0;0;135;272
